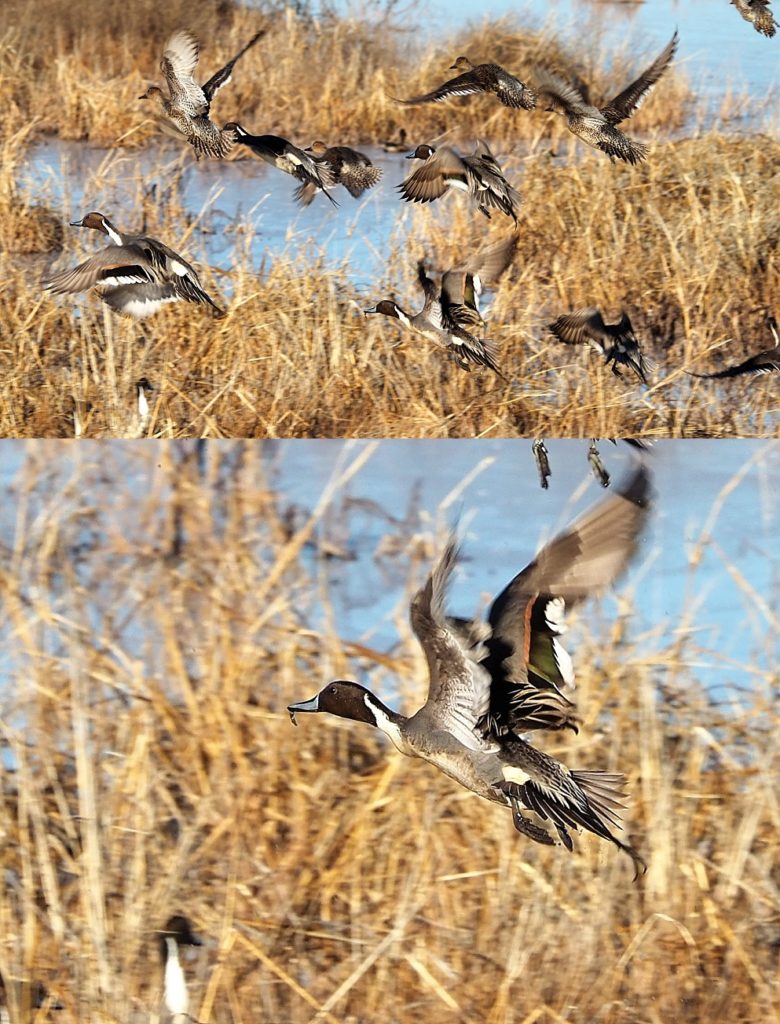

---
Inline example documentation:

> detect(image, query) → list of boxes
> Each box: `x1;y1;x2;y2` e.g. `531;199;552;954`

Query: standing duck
158;915;202;1022
397;56;537;110
289;465;651;876
548;308;650;384
295;141;383;206
140;28;265;159
399;141;521;222
535;30;679;165
43;212;224;318
224;123;337;206
730;0;776;36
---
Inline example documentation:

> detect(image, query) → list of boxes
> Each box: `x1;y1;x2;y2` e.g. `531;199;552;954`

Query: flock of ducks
41;18;777;386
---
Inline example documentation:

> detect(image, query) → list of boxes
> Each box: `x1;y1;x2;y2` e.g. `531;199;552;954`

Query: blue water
1;440;777;710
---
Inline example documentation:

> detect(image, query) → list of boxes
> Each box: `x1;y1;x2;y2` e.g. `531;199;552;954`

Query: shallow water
0;440;777;703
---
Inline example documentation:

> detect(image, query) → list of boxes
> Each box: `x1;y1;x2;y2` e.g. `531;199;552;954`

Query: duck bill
287;694;320;725
363;306;378;315
69;218;86;227
404;151;417;159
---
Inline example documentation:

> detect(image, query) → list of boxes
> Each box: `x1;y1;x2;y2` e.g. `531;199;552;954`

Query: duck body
158;915;202;1019
295;141;383;206
139;29;264;158
226;124;338;206
399;141;521;222
398;55;536;110
364;252;506;375
536;30;678;165
43;212;224;319
289;466;651;875
549;308;649;384
731;0;777;36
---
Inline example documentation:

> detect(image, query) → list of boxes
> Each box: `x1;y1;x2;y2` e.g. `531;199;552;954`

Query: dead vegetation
0;443;778;1024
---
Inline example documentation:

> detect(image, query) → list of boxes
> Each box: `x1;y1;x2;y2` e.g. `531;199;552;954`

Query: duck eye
329;686;338;694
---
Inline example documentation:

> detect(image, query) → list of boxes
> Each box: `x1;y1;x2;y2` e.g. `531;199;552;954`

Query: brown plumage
549;308;650;384
294;142;383;207
397;55;537;110
535;30;678;164
139;28;264;159
730;0;777;36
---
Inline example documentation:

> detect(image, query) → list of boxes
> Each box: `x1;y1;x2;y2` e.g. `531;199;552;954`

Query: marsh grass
0;444;778;1024
1;126;778;438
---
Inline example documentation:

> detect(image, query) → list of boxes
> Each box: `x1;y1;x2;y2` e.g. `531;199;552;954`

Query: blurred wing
549;308;609;347
601;30;679;125
410;540;493;750
534;68;590;115
202;28;265;103
484;465;651;732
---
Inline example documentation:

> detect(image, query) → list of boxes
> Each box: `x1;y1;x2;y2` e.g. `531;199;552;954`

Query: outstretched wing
202;28;265;103
409;540;494;751
160;31;207;114
601;30;679;125
397;69;488;105
482;465;651;734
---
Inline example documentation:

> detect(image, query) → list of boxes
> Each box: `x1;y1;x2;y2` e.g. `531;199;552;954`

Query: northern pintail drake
381;127;408;153
364;234;519;376
399;141;521;223
158;915;202;1021
398;56;537;110
140;28;264;159
688;316;780;378
535;30;678;165
289;465;651;876
731;0;776;36
294;141;383;206
549;308;650;385
43;211;224;319
224;123;337;206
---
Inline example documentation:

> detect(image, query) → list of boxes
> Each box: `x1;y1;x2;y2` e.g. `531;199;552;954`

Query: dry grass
0;127;778;438
0;0;693;148
0;443;778;1024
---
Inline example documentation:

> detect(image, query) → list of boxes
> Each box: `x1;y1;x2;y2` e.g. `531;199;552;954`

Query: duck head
157;915;202;961
288;680;384;726
363;300;404;320
70;212;122;245
222;121;249;138
138;85;164;101
450;55;474;71
406;144;435;160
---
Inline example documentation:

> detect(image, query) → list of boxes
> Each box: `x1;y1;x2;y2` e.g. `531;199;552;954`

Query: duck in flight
548;308;650;385
140;28;265;159
535;30;679;165
688;317;780;378
397;56;537;111
289;464;651;877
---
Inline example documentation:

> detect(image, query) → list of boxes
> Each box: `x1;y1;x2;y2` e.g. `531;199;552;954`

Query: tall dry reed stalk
0;443;778;1023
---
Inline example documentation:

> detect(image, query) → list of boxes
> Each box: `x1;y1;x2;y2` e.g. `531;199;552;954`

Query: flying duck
397;56;537;110
44;210;223;315
730;0;776;36
687;317;780;378
43;212;224;319
139;28;265;159
399;141;521;222
295;141;383;206
364;234;519;375
289;465;651;876
535;30;679;165
224;123;337;206
548;308;650;385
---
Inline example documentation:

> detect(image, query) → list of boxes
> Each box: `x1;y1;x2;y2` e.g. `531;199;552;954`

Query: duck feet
492;781;555;846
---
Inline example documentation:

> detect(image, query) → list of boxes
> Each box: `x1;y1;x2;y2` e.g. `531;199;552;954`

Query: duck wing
441;233;519;329
160;31;208;115
416;260;445;330
601;30;679;125
481;465;651;734
397;146;468;204
201;28;265;103
534;69;593;116
396;69;491;105
43;246;155;293
689;346;780;378
409;540;494;751
549;308;611;350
